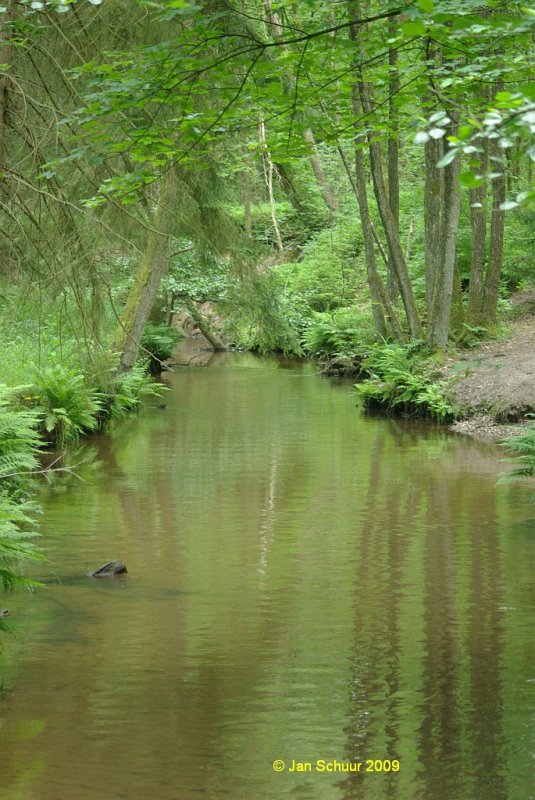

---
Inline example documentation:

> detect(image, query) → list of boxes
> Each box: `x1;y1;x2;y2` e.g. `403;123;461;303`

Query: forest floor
447;290;535;440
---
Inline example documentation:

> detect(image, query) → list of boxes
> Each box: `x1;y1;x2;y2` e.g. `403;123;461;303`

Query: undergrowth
499;420;535;490
354;343;457;422
0;387;43;625
140;323;182;373
301;308;376;360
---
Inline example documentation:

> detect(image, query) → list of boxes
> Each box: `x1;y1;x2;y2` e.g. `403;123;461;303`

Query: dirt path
445;301;535;438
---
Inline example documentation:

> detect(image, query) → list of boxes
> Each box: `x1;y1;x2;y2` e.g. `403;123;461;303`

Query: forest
0;1;533;622
1;3;535;799
0;0;535;604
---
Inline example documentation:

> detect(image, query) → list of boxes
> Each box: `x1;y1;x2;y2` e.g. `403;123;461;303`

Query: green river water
1;348;534;800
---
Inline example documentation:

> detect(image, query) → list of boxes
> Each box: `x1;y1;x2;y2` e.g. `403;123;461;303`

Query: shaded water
1;349;534;800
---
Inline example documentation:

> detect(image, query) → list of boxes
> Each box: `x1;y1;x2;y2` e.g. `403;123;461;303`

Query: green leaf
414;131;430;144
459;171;484;189
401;20;426;36
418;0;434;11
518;82;535;101
458;125;473;140
436;149;457;168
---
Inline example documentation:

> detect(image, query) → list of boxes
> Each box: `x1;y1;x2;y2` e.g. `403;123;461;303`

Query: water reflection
1;351;534;800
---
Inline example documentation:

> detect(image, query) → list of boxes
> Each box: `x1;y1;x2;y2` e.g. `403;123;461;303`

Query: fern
32;366;102;447
354;344;457;421
108;362;166;420
0;386;42;602
301;308;375;360
498;423;535;485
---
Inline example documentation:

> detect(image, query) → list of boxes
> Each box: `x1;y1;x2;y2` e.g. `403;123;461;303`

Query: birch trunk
304;128;339;214
259;120;284;253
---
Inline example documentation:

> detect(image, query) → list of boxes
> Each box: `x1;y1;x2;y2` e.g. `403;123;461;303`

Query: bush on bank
0;323;175;607
0;387;44;630
354;344;457;422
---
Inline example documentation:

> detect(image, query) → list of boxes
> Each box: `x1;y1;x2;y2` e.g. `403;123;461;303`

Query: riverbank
445;301;535;440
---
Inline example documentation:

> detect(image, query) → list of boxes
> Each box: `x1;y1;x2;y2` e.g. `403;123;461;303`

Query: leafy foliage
0;387;43;608
301;308;376;359
499;422;535;485
140;324;182;372
162;244;229;306
355;344;457;421
275;215;363;314
31;366;102;448
107;362;166;419
223;271;301;355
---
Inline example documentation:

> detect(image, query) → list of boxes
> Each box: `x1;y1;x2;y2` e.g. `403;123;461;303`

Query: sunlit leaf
459;171;484;189
436;148;457;168
414;131;430;144
401;20;426;36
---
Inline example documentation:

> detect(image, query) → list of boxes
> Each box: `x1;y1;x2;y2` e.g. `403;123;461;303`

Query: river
1;349;534;800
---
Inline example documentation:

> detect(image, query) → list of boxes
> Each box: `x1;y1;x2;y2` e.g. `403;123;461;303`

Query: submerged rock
88;560;127;577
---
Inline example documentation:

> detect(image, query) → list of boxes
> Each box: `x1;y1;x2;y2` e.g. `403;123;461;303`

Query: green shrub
501;210;535;289
223;272;302;354
107;362;166;420
499;422;535;486
0;387;43;609
276;216;363;313
226;200;326;250
30;366;102;448
355;344;456;422
301;308;376;359
140;324;182;373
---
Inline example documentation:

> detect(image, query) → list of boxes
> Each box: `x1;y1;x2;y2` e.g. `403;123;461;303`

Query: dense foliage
500;422;535;486
0;0;532;601
0;388;43;627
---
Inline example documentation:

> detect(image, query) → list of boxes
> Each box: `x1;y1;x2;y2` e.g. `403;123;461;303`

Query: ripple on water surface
1;352;534;800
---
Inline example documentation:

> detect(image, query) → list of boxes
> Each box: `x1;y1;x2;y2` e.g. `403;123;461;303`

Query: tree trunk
259;120;284;253
350;2;421;339
111;169;177;372
240;161;252;237
424;137;444;316
466;140;489;325
361;88;422;339
349;87;403;342
184;299;226;351
387;11;400;303
0;3;14;172
427;144;462;349
273;161;307;215
304;128;339;214
480;143;506;328
450;263;464;335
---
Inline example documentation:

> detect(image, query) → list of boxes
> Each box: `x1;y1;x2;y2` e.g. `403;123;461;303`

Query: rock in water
89;560;127;577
